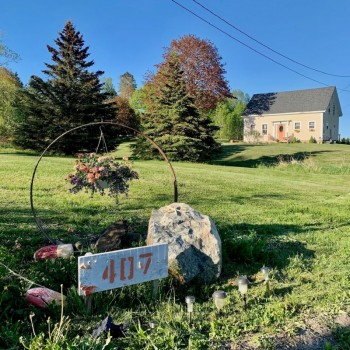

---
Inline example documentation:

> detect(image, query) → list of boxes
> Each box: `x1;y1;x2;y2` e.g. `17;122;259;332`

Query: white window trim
294;121;301;130
262;123;268;135
309;121;316;129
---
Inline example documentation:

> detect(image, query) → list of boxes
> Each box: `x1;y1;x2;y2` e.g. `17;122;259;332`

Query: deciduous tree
163;34;231;112
0;35;20;66
118;72;136;100
110;95;139;131
0;67;23;139
212;90;249;141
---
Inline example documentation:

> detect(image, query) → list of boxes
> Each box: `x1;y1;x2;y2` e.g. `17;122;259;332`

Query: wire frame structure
30;121;178;244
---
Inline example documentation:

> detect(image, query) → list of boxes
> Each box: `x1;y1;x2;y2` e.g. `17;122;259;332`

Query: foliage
65;153;138;203
12;21;115;154
0;34;20;66
340;138;350;145
102;77;117;98
244;130;261;143
309;136;317;143
290;137;301;143
110;96;139;132
162;34;231;112
211;90;249;141
118;72;137;100
129;87;148;119
132;54;220;161
0;67;23;139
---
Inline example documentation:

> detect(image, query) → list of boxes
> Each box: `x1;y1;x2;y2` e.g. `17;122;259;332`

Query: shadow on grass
209;144;335;168
217;222;316;282
0;204;151;250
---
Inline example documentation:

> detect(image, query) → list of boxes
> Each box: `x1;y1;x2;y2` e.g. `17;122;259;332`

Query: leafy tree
163;34;231;112
129;87;148;119
110;95;139;132
0;35;20;66
132;54;219;161
212;90;249;141
118;72;136;100
0;67;23;139
13;21;115;153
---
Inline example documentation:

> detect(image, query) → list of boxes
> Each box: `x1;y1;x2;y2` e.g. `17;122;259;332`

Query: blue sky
2;0;350;136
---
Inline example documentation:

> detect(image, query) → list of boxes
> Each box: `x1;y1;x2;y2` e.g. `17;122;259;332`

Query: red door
277;124;285;141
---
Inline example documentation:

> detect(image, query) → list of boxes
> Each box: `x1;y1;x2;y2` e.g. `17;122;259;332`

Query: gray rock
147;203;221;283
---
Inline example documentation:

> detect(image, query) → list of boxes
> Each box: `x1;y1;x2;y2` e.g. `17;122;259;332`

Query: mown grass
1;142;350;349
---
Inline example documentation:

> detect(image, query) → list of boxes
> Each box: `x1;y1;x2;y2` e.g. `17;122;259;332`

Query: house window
262;124;268;135
309;121;315;130
250;124;255;131
326;121;329;130
294;122;301;130
333;104;335;115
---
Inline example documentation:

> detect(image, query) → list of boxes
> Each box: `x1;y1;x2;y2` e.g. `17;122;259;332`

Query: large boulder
146;203;221;283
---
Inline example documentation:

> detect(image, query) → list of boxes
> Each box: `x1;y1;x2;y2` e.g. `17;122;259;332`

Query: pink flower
87;173;95;183
80;164;89;172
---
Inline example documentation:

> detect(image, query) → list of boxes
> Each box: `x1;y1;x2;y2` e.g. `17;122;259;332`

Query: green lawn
1;142;350;349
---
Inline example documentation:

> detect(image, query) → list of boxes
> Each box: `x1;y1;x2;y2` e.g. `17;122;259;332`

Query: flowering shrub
65;153;138;203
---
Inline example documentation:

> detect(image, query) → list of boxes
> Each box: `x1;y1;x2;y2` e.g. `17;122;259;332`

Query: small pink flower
87;173;95;183
80;164;89;172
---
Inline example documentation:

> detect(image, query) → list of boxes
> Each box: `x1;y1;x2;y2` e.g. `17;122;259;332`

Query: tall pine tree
14;21;115;154
133;54;219;161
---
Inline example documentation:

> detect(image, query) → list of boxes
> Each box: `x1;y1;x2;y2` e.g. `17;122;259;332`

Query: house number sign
78;243;168;295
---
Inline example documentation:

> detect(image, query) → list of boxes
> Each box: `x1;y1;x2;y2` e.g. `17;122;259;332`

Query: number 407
102;253;152;284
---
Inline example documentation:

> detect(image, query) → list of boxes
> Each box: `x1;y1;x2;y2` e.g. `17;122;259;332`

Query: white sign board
78;243;168;295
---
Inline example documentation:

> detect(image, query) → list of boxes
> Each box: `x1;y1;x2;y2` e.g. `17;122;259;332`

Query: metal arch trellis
30;121;178;244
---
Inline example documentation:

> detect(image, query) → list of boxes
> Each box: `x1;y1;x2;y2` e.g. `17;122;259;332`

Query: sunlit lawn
1;142;350;349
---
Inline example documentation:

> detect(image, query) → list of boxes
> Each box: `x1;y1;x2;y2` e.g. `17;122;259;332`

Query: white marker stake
78;243;168;296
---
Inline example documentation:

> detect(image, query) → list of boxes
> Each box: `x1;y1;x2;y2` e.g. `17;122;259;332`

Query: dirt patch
230;312;350;349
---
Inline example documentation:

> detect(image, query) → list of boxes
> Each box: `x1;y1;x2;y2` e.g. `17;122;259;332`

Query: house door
277;124;285;141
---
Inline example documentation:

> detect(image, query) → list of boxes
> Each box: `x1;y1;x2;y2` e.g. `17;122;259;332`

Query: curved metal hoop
30;121;178;244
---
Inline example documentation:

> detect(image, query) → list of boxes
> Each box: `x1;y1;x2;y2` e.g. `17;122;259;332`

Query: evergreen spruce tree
133;55;220;161
13;21;115;153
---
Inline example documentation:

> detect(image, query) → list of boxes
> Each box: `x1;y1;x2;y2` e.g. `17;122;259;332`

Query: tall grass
258;153;350;174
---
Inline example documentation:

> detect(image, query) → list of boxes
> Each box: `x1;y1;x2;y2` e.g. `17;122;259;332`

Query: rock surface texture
147;203;221;283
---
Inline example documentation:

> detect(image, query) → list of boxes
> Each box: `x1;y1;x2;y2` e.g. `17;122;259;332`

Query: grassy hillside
1;142;350;349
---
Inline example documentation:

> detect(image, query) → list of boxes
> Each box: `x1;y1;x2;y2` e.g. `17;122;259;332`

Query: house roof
243;86;338;116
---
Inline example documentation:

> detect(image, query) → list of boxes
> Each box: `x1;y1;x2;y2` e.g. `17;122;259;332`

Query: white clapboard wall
78;243;168;295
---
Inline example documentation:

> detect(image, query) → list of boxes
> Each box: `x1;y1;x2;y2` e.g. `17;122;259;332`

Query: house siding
323;92;341;141
243;87;342;143
244;112;324;142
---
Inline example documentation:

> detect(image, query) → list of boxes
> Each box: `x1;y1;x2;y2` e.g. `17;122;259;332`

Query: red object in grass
25;287;66;308
34;244;73;261
80;285;97;296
